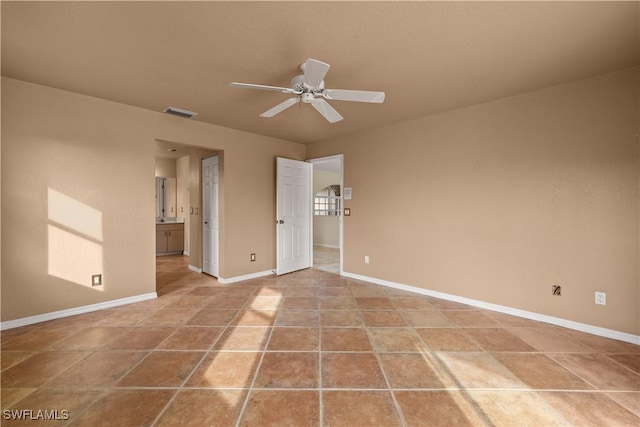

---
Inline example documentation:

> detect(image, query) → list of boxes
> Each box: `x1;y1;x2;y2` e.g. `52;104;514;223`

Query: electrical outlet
552;285;561;296
250;253;256;262
92;274;102;287
364;256;370;264
595;291;606;305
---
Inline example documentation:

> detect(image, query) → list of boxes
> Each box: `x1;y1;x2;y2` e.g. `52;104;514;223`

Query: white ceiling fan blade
311;98;343;123
230;82;296;94
302;59;330;88
323;89;385;103
260;97;300;118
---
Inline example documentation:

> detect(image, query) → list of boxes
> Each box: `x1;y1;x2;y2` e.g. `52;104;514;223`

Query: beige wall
307;67;640;335
154;158;176;178
1;77;304;321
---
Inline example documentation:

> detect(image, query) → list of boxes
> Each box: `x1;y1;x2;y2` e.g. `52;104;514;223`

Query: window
314;185;341;216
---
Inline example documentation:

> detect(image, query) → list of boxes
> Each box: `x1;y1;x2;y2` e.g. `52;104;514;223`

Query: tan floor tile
437;352;526;389
350;287;388;297
443;310;500;327
322;353;386;388
276;310;319;326
1;351;90;388
467;391;569;426
205;296;249;309
391;297;434;310
402;310;457;327
560;329;640;354
267;327;319;351
320;296;358;310
254;352;318;388
231;310;277;326
423;298;474;310
380;353;456;389
240;390;318;427
186;352;260;388
1;351;34;372
606;392;640;417
3;389;102;427
416;328;482;351
368;328;426;352
550;353;640;391
322;391;401;426
395;391;485;426
48;326;129;350
541;391;640;427
155;389;247;427
213;327;271;350
247;296;284;309
282;297;319;310
166;295;215;308
66;389;174;427
47;351;147;387
159;326;224;350
1;327;78;351
508;327;593;352
141;308;199;326
356;297;394;310
101;326;174;350
116;351;203;387
321;328;373;351
362;310;409;327
319;311;364;327
94;308;155;326
319;287;352;297
493;353;594;390
461;328;537;352
1;389;36;410
286;287;320;297
186;308;238;326
606;353;640;374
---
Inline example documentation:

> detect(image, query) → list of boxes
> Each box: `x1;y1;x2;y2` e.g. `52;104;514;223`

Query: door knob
278;220;284;224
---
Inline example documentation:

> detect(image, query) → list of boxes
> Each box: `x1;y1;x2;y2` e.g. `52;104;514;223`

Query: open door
202;155;219;277
277;157;312;275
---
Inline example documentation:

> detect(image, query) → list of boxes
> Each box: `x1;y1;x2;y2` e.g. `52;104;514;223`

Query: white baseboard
188;265;202;273
218;270;274;285
342;271;640;346
0;292;158;331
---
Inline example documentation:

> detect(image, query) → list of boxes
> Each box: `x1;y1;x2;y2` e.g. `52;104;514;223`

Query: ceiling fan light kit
230;58;385;123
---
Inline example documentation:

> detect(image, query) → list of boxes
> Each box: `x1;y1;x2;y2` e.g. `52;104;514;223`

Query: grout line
364;328;408;427
233;325;276;427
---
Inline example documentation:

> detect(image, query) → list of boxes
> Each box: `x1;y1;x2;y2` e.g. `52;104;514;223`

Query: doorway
308;154;343;274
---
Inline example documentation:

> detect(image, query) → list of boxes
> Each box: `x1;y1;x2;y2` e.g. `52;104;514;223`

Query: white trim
342;271;640;345
218;270;274;285
183;250;190;256
188;264;202;273
0;292;158;331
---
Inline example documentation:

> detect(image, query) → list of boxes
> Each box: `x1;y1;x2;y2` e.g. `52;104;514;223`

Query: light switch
344;208;351;216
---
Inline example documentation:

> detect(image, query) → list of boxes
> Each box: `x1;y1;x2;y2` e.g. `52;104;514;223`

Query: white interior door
277;157;312;275
202;156;219;277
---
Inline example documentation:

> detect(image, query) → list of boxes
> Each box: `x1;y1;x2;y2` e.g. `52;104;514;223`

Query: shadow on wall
47;188;104;291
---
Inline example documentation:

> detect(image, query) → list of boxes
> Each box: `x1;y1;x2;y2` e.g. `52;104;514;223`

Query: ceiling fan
229;58;385;123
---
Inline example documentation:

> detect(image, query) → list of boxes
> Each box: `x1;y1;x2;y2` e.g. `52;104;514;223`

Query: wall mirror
155;177;177;219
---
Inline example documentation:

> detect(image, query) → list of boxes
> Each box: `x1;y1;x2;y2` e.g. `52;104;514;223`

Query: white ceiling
2;2;638;145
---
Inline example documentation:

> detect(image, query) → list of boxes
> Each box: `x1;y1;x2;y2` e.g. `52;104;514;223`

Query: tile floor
1;255;639;426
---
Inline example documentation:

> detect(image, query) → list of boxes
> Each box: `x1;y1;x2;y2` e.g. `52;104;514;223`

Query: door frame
307;154;344;274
